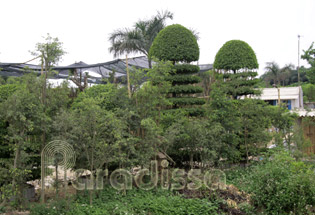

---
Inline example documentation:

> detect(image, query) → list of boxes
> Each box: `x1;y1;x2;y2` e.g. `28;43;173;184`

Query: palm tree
108;10;173;68
264;62;294;86
264;62;281;85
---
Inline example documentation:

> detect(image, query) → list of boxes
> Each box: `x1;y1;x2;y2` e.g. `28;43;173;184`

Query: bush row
168;97;206;106
172;64;200;74
168;85;203;94
166;74;201;85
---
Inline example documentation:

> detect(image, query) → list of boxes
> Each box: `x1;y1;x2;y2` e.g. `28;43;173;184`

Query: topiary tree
149;24;199;63
213;40;260;98
149;24;204;116
214;40;258;73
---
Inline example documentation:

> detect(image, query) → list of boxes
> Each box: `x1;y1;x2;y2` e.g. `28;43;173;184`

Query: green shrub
248;151;315;214
30;199;69;215
73;84;128;111
149;24;199;63
168;97;206;106
30;188;219;215
302;83;315;102
0;84;20;102
168;85;203;94
166;75;201;84
172;64;200;74
179;107;206;117
222;71;258;79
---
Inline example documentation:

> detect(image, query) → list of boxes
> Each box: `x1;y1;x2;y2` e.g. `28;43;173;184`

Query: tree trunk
190;153;194;169
244;127;249;164
55;163;59;198
13;134;23;205
12;144;21;189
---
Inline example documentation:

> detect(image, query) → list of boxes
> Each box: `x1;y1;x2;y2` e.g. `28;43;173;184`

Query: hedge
166;75;201;85
168;97;206;106
149;24;199;63
172;64;200;74
214;40;258;72
168;85;203;94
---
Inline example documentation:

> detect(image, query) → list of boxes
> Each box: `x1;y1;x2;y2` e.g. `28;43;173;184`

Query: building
254;87;303;110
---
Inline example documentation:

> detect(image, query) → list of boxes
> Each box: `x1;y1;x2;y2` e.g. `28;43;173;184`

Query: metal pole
298;35;300;85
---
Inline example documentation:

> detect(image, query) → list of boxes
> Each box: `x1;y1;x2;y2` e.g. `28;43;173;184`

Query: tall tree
0;75;44;206
149;24;204;116
31;34;67;158
237;99;271;163
31;33;66;74
213;40;259;99
31;33;66;105
108;10;173;68
207;85;242;163
301;42;315;84
59;97;131;204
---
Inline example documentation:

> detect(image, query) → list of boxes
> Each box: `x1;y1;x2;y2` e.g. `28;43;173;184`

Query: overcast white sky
0;0;314;75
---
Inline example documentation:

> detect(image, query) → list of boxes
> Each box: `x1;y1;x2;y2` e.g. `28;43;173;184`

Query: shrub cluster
168;85;203;94
249;152;315;214
30;188;219;215
225;151;315;214
168;97;205;106
172;64;200;74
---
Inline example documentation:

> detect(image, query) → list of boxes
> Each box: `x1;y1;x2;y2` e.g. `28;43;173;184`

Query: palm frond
108;10;173;60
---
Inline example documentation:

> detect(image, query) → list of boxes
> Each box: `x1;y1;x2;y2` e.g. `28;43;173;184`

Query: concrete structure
254;87;303;110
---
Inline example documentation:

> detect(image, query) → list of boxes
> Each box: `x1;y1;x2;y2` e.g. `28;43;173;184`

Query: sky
0;0;314;76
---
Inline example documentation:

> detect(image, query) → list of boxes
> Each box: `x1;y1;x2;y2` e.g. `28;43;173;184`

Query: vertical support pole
297;35;301;85
126;55;131;98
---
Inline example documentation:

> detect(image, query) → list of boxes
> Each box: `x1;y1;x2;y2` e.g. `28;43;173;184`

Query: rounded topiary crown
213;40;258;71
149;24;199;63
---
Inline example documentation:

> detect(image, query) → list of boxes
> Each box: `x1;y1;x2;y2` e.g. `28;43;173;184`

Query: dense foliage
302;83;315;102
226;151;315;214
149;24;199;63
213;40;260;98
149;25;203;116
213;40;258;72
30;188;219;215
108;10;173;68
0;20;314;215
302;42;315;84
260;62;308;87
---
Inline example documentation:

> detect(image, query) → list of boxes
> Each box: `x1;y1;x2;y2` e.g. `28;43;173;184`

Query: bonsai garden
0;8;315;215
